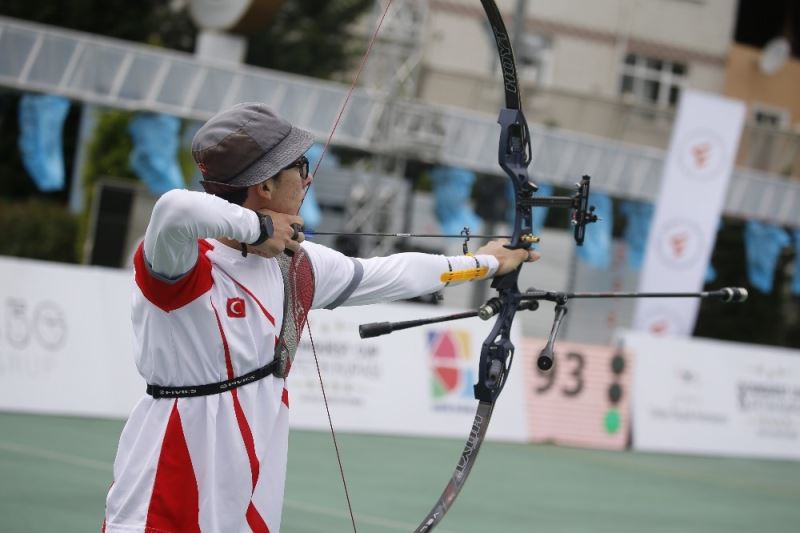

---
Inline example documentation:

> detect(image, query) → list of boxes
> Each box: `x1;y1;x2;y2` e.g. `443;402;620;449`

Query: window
619;53;687;108
751;103;789;128
517;33;553;87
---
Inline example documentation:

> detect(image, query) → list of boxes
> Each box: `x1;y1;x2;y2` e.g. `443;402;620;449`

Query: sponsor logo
677;129;726;180
655;219;705;269
226;297;246;318
492;27;518;95
639;307;686;337
197;161;208;175
691;142;711;168
428;330;474;400
456;415;484;480
2;299;67;350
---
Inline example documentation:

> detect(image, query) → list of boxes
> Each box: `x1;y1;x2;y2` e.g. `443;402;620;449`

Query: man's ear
254;180;271;199
242;180;270;209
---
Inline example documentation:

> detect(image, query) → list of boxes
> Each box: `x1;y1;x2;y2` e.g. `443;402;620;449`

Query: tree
0;1;197;51
0;0;373;80
245;0;373;79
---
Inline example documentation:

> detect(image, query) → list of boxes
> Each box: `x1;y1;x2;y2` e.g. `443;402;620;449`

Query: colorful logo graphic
428;330;475;399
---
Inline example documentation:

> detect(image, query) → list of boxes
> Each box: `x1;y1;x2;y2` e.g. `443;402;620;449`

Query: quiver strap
274;248;315;378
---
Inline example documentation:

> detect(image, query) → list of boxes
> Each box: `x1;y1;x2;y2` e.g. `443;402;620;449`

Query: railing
1;16;799;228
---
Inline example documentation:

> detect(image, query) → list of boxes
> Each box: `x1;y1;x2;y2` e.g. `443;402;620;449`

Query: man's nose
304;173;314;188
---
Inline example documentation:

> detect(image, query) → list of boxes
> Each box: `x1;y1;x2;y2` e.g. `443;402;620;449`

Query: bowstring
307;320;358;532
301;2;395;532
300;0;395;209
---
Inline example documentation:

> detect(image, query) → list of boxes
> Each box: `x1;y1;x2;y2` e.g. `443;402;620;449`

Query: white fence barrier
0;256;526;442
626;330;800;460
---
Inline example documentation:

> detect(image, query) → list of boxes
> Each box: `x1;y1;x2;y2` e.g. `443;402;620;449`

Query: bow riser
474;292;518;402
497;108;536;249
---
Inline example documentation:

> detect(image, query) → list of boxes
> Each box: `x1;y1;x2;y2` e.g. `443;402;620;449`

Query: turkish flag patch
226;297;246;318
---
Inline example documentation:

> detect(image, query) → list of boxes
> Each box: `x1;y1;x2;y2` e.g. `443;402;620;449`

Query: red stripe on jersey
282;388;289;408
213;300;262;492
145;401;200;533
216;270;276;326
211;300;235;379
134;240;214;312
231;389;260;489
246;502;271;533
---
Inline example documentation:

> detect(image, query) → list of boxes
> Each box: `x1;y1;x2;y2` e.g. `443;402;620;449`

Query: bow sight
526;175;598;245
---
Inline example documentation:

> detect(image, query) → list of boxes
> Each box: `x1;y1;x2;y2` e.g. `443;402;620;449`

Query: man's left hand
476;240;541;277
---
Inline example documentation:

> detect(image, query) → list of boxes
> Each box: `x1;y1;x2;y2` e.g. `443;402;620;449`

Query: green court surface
1;412;798;533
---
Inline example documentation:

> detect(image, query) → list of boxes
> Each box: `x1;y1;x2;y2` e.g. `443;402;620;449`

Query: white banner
0;256;527;442
289;303;528;442
625;331;800;460
0;256;144;418
633;90;745;336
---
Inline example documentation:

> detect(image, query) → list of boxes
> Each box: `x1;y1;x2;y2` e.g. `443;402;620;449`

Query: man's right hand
249;210;305;258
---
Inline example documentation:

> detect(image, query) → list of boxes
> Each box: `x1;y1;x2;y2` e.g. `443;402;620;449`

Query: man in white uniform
103;103;537;533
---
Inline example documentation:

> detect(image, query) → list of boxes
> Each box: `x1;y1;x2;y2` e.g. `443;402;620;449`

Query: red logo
198;161;208;175
669;232;689;258
691;143;710;168
226;297;246;318
649;320;668;335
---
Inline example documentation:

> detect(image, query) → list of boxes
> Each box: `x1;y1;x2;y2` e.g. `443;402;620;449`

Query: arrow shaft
308;231;511;239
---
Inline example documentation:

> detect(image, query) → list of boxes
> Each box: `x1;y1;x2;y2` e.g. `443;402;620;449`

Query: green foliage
76;109;137;261
246;0;374;78
2;0;374;81
0;199;79;263
83;109;137;185
0;1;196;52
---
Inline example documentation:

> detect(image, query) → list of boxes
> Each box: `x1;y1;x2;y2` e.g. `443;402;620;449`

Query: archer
102;102;537;533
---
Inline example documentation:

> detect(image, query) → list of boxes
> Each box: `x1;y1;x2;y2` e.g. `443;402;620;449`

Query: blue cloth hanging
430;166;482;235
705;263;717;284
576;192;612;268
299;144;331;231
128;113;185;195
18;93;71;192
620;201;654;271
744;221;790;294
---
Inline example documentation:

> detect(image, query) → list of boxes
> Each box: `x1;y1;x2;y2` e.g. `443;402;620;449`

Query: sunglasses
282;155;309;180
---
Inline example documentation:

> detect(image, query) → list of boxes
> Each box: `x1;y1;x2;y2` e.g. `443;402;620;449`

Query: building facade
410;0;799;179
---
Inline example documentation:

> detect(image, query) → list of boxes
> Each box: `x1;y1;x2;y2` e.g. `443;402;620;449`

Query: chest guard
274;248;315;378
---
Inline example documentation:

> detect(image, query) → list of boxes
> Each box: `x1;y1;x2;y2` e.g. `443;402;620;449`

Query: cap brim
227;126;315;188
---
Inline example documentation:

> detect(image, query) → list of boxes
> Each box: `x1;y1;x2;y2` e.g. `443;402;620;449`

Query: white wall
419;0;736;112
518;0;736;55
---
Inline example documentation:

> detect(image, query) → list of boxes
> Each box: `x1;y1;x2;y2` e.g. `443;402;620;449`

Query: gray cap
192;102;315;188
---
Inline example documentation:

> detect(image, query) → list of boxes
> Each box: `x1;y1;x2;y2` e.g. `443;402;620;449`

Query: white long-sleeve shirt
143;188;498;308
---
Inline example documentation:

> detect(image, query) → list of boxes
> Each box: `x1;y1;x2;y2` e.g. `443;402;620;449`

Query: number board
522;338;632;450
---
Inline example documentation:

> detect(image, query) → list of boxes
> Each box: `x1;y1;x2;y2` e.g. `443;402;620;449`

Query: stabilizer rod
359;311;478;338
357;287;747;339
520;287;748;303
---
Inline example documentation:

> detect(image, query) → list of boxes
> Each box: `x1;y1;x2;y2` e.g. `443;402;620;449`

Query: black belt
146;359;278;399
